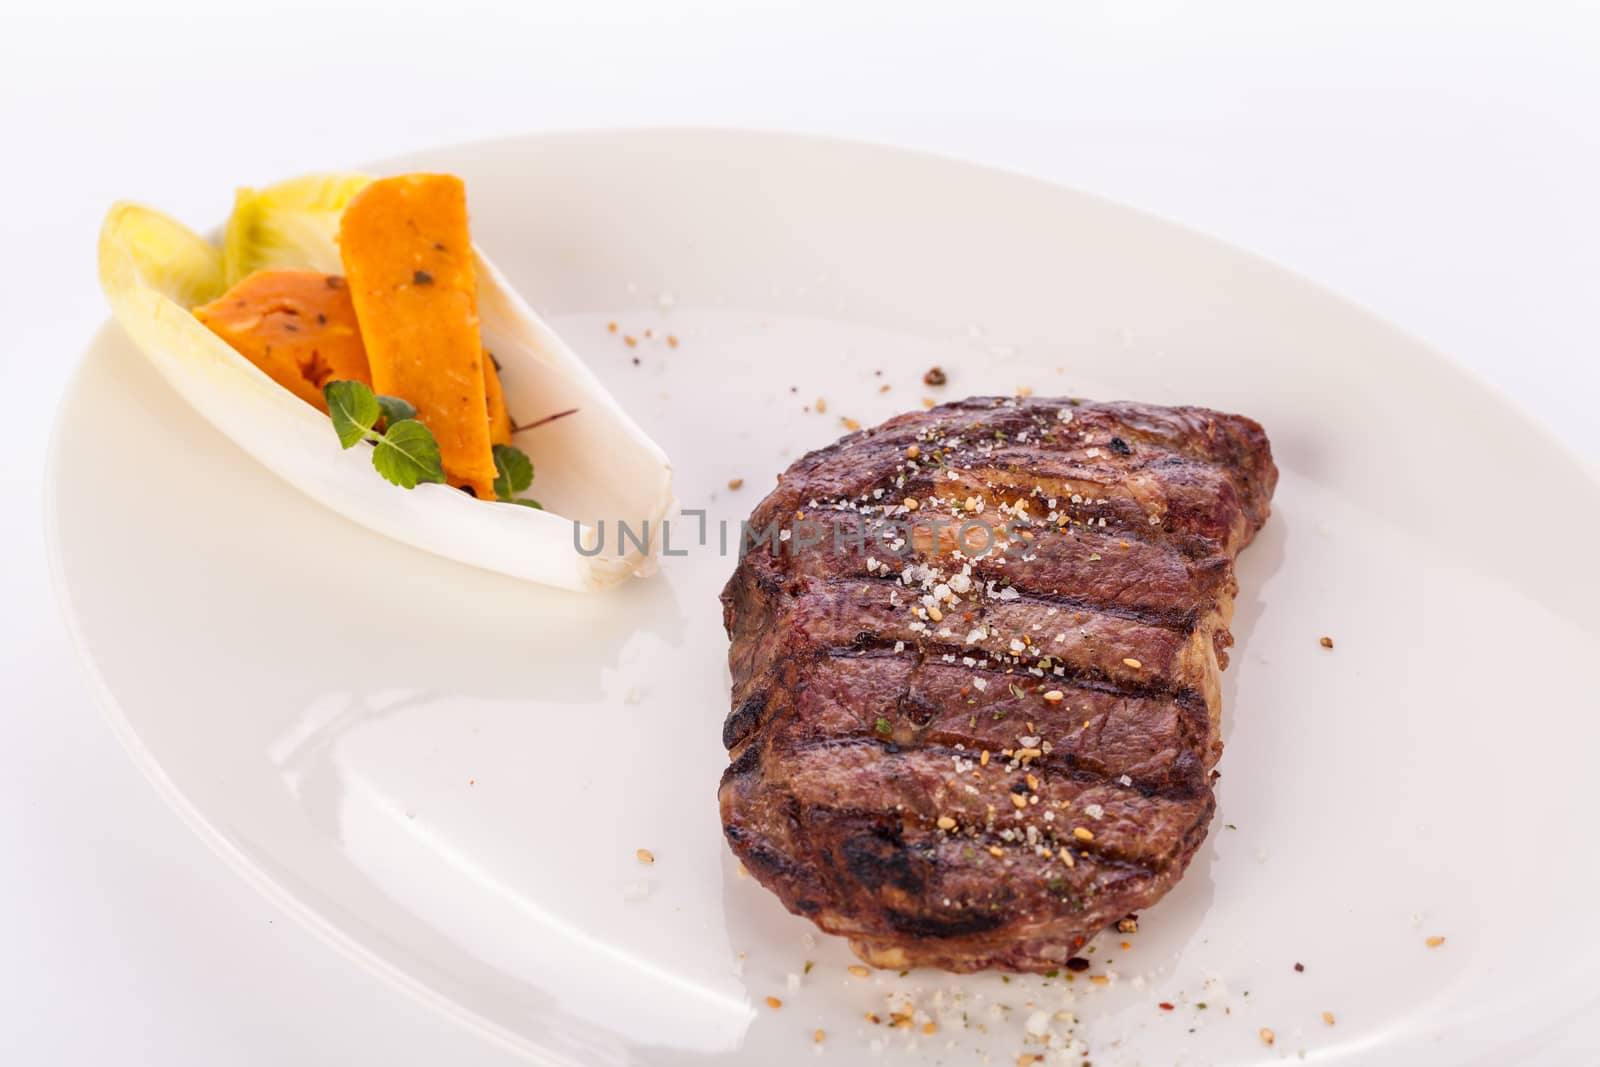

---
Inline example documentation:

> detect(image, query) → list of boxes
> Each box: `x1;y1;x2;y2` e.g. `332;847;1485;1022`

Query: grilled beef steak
719;397;1276;972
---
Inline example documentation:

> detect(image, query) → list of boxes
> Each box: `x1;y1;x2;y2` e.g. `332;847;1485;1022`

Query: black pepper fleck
413;270;434;285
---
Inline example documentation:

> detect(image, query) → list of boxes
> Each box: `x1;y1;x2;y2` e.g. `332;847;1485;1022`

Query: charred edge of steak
722;692;767;749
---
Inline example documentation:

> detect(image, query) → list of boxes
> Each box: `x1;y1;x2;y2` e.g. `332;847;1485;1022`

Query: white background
2;3;1596;1063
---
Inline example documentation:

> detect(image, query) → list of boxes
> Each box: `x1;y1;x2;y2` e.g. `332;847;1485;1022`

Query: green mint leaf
325;380;381;449
874;716;893;736
371;419;447;489
491;443;534;501
509;498;543;510
374;394;418;427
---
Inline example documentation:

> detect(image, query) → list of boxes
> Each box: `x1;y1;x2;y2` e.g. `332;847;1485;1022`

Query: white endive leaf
97;178;674;592
222;173;374;283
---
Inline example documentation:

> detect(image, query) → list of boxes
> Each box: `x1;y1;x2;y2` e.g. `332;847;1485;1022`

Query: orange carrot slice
338;174;497;499
193;269;369;411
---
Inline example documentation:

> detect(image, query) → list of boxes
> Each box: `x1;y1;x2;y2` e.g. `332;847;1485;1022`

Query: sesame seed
635;848;655;864
1320;636;1334;649
1073;827;1094;841
906;445;921;459
1059;847;1075;867
988;845;1005;858
813;1030;826;1043
1260;1027;1276;1046
848;965;871;977
727;478;744;490
1426;936;1446;947
903;497;919;511
937;816;957;830
765;996;783;1010
980;750;990;766
816;398;827;413
1043;690;1064;702
1122;657;1143;669
1323;1011;1336;1025
842;417;861;431
1011;794;1027;809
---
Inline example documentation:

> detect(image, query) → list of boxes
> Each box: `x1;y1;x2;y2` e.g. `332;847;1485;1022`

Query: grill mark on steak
828;568;1204;632
723;733;1210;807
719;396;1274;972
814;637;1209;703
722;643;1217;790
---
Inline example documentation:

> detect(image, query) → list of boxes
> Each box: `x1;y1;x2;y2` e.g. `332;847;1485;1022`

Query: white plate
48;130;1600;1065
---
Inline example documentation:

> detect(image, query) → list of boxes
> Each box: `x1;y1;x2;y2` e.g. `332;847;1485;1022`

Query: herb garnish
323;381;542;504
324;380;446;489
492;443;542;508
